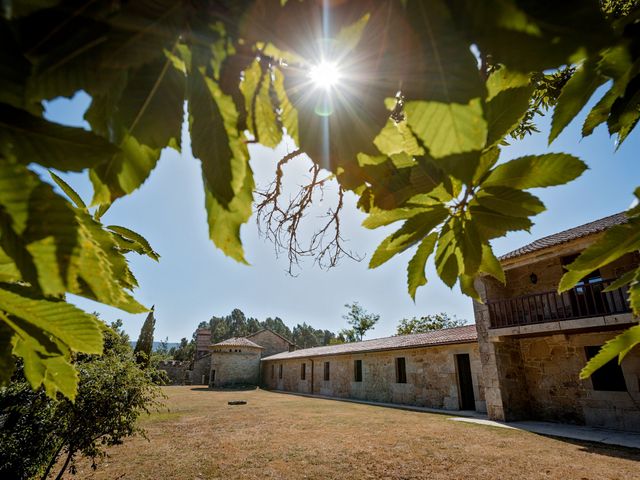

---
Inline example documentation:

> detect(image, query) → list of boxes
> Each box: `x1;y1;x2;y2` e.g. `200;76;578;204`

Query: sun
309;61;340;90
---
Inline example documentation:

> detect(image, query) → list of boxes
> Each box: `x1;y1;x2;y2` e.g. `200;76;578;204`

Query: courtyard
73;387;639;479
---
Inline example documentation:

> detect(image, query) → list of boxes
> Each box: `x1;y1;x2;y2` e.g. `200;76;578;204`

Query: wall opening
455;353;475;410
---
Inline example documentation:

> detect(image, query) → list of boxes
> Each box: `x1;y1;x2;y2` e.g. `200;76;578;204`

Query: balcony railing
487;278;631;329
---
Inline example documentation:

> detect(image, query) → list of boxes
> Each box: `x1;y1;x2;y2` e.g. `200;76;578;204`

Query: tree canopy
1;0;639;399
396;313;467;335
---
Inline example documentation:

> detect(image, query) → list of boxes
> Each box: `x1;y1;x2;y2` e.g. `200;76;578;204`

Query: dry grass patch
73;387;639;480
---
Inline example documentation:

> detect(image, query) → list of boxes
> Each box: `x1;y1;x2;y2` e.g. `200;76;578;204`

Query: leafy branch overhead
1;0;639;398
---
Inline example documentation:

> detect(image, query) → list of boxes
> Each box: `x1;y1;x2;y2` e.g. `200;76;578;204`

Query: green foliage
342;302;380;341
579;324;640;379
134;308;156;368
1;0;639;395
396;313;467;336
0;320;162;479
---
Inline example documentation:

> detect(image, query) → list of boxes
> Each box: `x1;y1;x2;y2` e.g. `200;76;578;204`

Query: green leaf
579;325;640;379
434;222;459;288
189;68;246;206
475;187;546;218
0;283;103;354
204;167;254;264
369;207;448;269
374;120;424;157
559;217;640;292
602;269;637;293
49;171;87;210
0;318;15;386
459;274;480;301
479;243;505;284
107;225;160;261
550;60;606;144
482;153;587;189
273;68;299;145
90;134;160;205
0;103;118;172
407;233;438;300
469;205;533;239
486;67;530;101
485;85;533;147
405;99;487;158
240;59;281;148
363;206;434;230
403;0;486;103
115;56;185;150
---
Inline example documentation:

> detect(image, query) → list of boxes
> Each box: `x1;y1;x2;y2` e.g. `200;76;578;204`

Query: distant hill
129;341;180;351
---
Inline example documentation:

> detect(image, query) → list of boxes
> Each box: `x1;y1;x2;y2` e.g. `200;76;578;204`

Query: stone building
208;329;296;387
474;212;640;431
260;325;483;411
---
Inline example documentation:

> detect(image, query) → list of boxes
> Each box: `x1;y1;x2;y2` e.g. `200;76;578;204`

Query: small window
279;364;283;379
271;364;274;379
324;361;330;381
301;362;306;380
354;359;362;382
585;346;627;391
396;357;407;384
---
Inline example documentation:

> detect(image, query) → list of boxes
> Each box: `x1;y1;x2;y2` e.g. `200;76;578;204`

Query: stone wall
262;343;486;412
519;330;640;430
157;360;190;385
191;353;211;385
211;347;261;387
247;330;293;358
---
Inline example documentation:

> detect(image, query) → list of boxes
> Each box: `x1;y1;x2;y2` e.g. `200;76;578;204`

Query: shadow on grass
533;434;640;461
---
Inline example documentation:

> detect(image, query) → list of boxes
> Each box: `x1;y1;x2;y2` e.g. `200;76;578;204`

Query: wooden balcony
487;278;631;329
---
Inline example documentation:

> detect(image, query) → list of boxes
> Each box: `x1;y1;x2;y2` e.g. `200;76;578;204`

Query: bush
0;321;162;479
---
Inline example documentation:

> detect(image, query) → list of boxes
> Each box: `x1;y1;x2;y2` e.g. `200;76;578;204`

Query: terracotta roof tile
211;337;263;348
261;324;477;361
499;212;627;261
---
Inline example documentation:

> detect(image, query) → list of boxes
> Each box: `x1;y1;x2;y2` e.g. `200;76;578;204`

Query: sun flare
309;61;340;90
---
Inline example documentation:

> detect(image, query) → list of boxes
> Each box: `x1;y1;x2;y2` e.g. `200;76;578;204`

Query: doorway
456;354;475;410
210;369;215;387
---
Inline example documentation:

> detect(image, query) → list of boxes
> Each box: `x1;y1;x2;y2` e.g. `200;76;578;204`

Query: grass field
73;387;639;479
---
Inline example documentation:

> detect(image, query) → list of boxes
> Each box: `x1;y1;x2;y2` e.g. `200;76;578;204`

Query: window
324;361;330;381
354;359;362;382
585;346;627;391
301;363;306;380
271;364;274;379
396;357;407;384
279;364;283;379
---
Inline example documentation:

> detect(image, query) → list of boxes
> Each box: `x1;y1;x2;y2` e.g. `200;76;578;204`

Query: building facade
197;214;639;432
474;212;640;431
260;326;484;412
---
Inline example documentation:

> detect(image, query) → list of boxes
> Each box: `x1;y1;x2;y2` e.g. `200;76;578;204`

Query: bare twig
255;150;362;275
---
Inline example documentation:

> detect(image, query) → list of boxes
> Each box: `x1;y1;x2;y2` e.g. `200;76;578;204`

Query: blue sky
44;88;639;342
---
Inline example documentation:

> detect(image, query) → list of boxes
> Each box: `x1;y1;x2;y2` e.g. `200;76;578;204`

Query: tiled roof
261;324;477;361
499;212;628;261
211;337;263;349
246;328;296;346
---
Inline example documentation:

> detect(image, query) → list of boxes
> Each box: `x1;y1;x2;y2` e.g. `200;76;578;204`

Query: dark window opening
279;364;283;379
354;359;362;382
271;364;274;379
585;346;627;392
324;361;330;381
301;362;306;380
396;357;407;384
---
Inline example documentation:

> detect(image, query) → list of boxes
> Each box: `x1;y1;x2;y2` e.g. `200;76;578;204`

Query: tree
0;320;161;479
1;0;639;399
342;302;380;342
172;337;196;362
396;313;467;336
134;307;156;368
